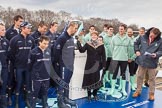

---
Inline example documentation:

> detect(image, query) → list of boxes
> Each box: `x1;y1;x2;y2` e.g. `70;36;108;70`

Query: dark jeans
87;89;98;96
0;67;8;95
106;57;113;73
50;62;61;88
58;66;73;98
8;62;16;89
32;80;49;98
15;68;31;94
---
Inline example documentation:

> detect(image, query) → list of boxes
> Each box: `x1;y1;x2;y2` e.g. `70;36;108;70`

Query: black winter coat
77;41;106;89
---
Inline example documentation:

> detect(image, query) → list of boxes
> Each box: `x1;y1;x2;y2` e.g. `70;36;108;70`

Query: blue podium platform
76;88;162;108
8;82;162;108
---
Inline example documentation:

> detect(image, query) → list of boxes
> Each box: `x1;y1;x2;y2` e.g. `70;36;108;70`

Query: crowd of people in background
0;15;162;108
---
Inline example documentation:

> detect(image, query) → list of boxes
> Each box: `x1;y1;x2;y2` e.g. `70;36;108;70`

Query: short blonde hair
91;31;99;36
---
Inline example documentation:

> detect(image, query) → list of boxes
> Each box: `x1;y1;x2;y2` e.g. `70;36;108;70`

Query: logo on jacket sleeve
3;42;7;46
10;32;14;35
46;51;50;55
36;53;41;55
56;44;61;49
28;59;31;63
18;41;22;43
155;43;158;46
28;40;32;43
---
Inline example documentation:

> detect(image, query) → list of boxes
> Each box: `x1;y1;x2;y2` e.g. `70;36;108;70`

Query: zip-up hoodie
103;34;113;58
45;30;60;47
54;31;75;71
5;25;20;41
111;33;131;61
83;33;91;44
28;47;51;80
128;36;136;61
30;30;41;46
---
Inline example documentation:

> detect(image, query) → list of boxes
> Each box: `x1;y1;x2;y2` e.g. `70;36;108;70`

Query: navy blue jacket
5;25;20;41
134;28;162;68
45;30;60;47
0;36;9;68
45;30;60;63
28;47;51;80
30;30;41;46
54;31;75;71
9;34;35;68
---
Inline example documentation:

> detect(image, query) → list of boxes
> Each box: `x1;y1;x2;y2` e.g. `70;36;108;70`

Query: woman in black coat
77;31;106;101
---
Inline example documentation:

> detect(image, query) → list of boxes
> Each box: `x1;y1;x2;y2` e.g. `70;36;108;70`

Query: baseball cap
20;21;32;29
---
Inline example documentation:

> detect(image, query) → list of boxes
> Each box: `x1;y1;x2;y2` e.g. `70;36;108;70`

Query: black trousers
128;61;138;76
87;89;98;96
32;80;49;98
106;57;113;73
112;60;128;80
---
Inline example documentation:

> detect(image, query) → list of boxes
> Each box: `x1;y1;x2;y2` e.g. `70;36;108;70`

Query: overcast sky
1;0;162;30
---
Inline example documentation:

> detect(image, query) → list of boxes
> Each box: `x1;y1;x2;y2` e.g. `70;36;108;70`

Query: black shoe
144;83;149;87
58;100;70;108
64;97;76;106
57;95;70;108
8;89;12;106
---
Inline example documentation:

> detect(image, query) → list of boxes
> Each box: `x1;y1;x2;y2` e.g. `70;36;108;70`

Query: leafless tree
0;5;139;33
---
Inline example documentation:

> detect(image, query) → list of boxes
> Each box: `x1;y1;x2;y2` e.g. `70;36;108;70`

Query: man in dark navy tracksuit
30;21;47;46
45;21;59;48
45;21;60;87
28;36;51;108
9;21;35;108
5;15;23;105
0;21;9;108
5;15;23;41
54;22;78;108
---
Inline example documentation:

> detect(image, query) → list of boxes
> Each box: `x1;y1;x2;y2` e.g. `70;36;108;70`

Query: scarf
90;39;98;47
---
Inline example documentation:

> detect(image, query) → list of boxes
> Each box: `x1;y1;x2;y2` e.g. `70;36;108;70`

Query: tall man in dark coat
30;21;47;46
54;22;78;108
5;15;23;105
9;22;35;108
45;21;60;87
